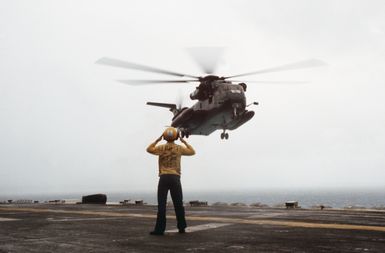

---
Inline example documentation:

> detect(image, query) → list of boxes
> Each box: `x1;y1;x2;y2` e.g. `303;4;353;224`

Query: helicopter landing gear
180;130;190;138
220;131;229;140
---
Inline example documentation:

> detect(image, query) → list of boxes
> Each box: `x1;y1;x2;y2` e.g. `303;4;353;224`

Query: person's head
163;127;179;142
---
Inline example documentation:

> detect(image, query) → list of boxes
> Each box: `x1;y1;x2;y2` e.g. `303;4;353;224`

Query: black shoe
178;229;186;234
149;231;164;236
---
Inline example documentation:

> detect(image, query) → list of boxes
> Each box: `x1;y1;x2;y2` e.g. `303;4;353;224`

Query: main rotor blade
229;80;310;84
186;47;224;74
147;102;176;109
225;59;327;79
96;57;199;79
117;79;199;85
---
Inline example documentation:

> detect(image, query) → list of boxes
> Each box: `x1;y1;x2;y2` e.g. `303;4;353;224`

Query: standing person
146;127;195;235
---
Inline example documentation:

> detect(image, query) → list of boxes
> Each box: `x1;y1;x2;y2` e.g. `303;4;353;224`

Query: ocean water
1;189;384;208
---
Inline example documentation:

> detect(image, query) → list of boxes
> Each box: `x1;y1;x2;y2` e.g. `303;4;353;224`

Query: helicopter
96;50;326;140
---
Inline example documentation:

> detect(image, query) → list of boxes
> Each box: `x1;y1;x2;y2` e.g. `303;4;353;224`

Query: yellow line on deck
1;207;385;232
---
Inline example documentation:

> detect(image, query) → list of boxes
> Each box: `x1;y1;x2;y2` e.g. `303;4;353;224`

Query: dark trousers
154;174;186;232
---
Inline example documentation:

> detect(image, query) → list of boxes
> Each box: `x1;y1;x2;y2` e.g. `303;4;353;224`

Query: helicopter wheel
221;132;229;140
185;132;190;138
180;131;185;138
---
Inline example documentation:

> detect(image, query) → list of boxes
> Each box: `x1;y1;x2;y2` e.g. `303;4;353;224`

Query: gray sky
1;0;385;195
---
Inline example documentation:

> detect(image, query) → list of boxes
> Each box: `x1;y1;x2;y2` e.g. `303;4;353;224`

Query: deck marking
47;217;124;222
1;207;385;232
0;217;19;221
166;223;232;233
247;213;283;219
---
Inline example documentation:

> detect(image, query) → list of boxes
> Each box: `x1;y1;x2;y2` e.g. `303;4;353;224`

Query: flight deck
1;204;385;252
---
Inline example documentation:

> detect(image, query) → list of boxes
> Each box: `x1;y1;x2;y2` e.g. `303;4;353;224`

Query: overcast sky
1;0;385;195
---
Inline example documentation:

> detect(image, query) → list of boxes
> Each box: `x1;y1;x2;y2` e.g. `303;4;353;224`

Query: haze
1;0;385;195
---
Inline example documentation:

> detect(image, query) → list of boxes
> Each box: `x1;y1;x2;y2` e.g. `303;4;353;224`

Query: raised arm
146;135;163;155
180;138;195;156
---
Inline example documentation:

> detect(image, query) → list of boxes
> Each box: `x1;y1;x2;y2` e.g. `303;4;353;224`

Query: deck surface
1;204;385;252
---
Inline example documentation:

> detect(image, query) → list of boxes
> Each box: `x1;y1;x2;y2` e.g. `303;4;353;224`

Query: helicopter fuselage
170;81;254;139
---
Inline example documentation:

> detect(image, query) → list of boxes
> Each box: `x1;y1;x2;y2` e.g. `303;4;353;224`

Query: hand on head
156;135;163;143
179;137;187;145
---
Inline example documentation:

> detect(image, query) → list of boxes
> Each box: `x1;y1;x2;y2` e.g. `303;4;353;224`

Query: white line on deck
47;217;123;222
166;223;232;233
0;217;19;221
247;213;283;219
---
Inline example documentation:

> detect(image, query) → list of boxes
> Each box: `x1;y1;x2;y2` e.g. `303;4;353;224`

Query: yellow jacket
147;141;195;176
